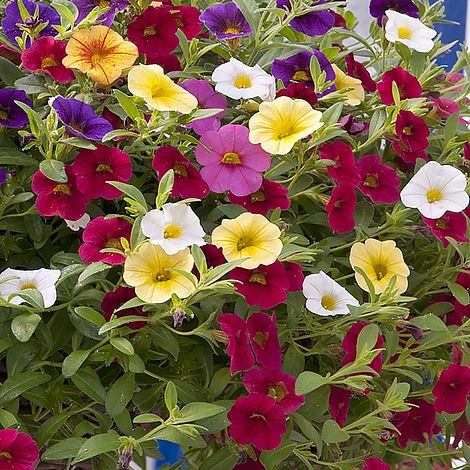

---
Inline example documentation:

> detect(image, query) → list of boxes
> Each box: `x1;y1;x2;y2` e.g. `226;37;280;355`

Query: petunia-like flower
243;368;305;413
326;183;357;234
201;244;226;269
228;178;291;216
332;65;365;106
0;429;39;470
141;203;206;255
452;412;470;448
62;26;138;86
147;53;181;74
395;110;429;152
284;262;304;292
51;97;113;141
429;97;463;122
0;268;61;308
370;0;419;25
227;393;287;451
350;239;410;294
72;145;132;200
72;0;128;27
275;82;318;107
422;211;468;247
329;386;351;427
79;216;131;265
377;66;422;105
400;161;469;219
65;213;90;232
21;37;74;84
339;115;369;136
432;364;470;414
212;58;275;100
318;141;360;184
163;5;202;40
303;271;359;316
0;89;32;128
32;164;90;220
391;140;428;165
211;212;283;269
385;10;436;53
249;96;323;155
200;2;253;40
362;458;391;470
196;124;270;196
345;53;376;92
123;242;196;304
355;154;401;204
127;64;197;114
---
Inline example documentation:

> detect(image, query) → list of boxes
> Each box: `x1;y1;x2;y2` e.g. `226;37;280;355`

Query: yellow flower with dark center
332;65;365;106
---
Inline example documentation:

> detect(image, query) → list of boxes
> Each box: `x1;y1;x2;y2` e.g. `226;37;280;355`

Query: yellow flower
349;239;410;294
248;96;323;155
127;64;198;114
62;25;138;86
211;213;283;269
332;65;365;106
123;242;196;304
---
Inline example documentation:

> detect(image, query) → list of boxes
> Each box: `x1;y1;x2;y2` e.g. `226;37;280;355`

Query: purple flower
1;0;60;47
370;0;419;25
52;97;113;141
180;79;228;135
276;0;334;36
0;89;32;128
200;2;253;40
0;169;7;186
72;0;129;27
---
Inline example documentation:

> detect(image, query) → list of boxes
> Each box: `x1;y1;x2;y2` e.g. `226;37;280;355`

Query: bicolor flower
370;0;419;25
0;89;32;128
377;66;422;105
432;364;470;414
318;141;360;184
395;110;429;152
200;2;253;40
339;115;369;136
422;211;468;247
332;65;365;106
0;429;39;470
326;183;357;234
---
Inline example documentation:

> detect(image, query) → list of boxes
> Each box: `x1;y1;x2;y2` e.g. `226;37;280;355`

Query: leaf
295;371;329;395
0;146;38;166
110;337;135;356
133;413;164;424
76;262;110;289
448;281;470;306
232;0;260;32
0;372;50;405
260;442;297;470
173;403;225;424
411;313;448;332
153;425;206;448
14;74;48;94
443;113;459;144
39;159;68;183
356;323;379;355
0;57;24;85
14;288;44;309
114;89;142;122
199;447;238;470
74;306;105;326
62;350;90;378
71;367;106;404
321;102;343;125
106;181;147;210
105;373;135;417
156;169;174;209
72;432;121;464
11;313;41;342
165;381;178;414
36;412;73;448
98;315;149;334
42;437;87;461
0;409;18;428
321;419;350;444
60;137;97;149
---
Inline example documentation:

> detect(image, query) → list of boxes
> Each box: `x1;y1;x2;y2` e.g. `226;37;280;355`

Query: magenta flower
101;287;148;330
363;458;391;470
377;66;422;105
284;262;304;292
432;364;470;414
345;53;376;92
318;141;360;185
422;211;468;247
329;386;351;427
395;110;429;152
326;183;357;234
0;429;39;470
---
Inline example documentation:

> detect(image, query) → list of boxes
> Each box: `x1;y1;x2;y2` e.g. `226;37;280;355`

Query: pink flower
0;429;39;470
377;66;422;105
326;183;356;234
422;211;468;247
391;140;428;165
101;287;148;330
395;110;429;152
429;97;464;122
432;364;470;414
363;458;391;470
328;386;351;427
284;261;304;292
318;141;360;184
196;124;271;196
78;216;131;265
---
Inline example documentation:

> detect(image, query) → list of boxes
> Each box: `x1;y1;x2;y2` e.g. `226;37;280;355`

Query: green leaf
36;412;73;448
154;425;206;448
39;159;68;183
107;181;147;210
448;281;470;306
11;313;41;342
98;315;149;334
173;403;225;424
105;373;135;417
110;337;135;356
71;367;106;404
133;413;164;424
293;413;322;455
42;437;87;461
0;372;50;405
15;74;47;94
72;432;121;464
165;381;178;414
62;350;90;378
321;102;343;125
76;262;110;289
0;146;38;166
443;113;459;144
74;306;105;326
61;137;97;149
199;447;238;470
232;0;260;32
0;57;24;85
14;288;44;309
260;442;297;470
0;409;18;428
114;90;142;122
321;419;350;444
356;323;379;355
295;371;329;395
156;169;174;209
411;313;448;332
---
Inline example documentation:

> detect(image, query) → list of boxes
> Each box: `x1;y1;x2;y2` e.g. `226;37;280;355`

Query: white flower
212;58;276;100
65;213;91;231
141;203;206;255
303;271;359;316
400;161;469;219
0;268;61;308
385;10;437;53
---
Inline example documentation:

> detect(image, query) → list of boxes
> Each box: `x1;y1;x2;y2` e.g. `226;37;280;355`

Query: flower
318;141;360;184
422;211;468;247
339;115;369;136
101;287;148;330
363;458;391;470
400;161;469;219
211;58;275;100
32;164;90;220
395;110;429;152
127;64;198;114
0;429;39;470
243;368;305;413
163;5;202;40
65;213;90;231
196;124;270;196
377;66;422;105
62;26;138;86
72;145;132;200
147;53;181;74
326;183;357;234
370;0;419;25
78;216;131;265
303;271;359;316
275;82;318;107
391;140;428;165
123;242;196;304
429;97;463;122
385;10;436;53
201;244;226;269
329;386;351;427
152;146;209;200
0;268;61;308
227;393;287;451
72;0;128;26
248;96;323;155
284;262;304;292
21;37;74;84
452;412;470;448
247;312;282;370
355;154;401;204
432;364;470;414
51;97;113;141
332;65;365;106
141;203;206;255
349;239;410;294
200;2;253;40
345;53;376;92
211;212;283;269
0;89;32;128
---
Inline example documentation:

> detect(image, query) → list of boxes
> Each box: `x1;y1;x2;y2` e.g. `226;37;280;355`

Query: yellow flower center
144;26;156;37
373;263;388;281
321;295;336;311
292;70;310;82
397;26;412;40
105;238;122;249
250;413;267;421
154;271;171;283
402;126;413;136
435;218;448;230
237;239;248;251
277;126;294;140
364;174;379;188
53;183;71;196
0;107;9;120
249;273;267;285
253;331;267;347
41;56;57;68
96;163;113;173
90;52;102;65
224;26;240;35
20;283;37;290
173;163;188;177
97;0;110;7
0;452;12;461
250;190;266;203
426;188;443;203
221;152;241;164
269;382;288;401
164;225;182;239
234;75;252;89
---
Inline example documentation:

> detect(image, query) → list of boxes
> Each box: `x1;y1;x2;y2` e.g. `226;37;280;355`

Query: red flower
339;114;369;136
163;5;202;40
243;367;305;413
228;178;291;215
432;364;470;414
72;145;132;200
275;82;318;107
395;110;429;152
146;53;182;74
391;140;428;165
78;216;131;265
21;36;74;84
345;53;376;92
377;66;422;105
328;386;351;427
452;412;470;448
326;183;356;234
201;244;225;268
318;141;360;184
32;164;90;220
422;211;468;247
464;142;470;161
0;429;39;470
227;393;287;450
363;458;391;470
101;287;148;330
356;154;400;204
331;10;347;28
152;146;209;200
283;261;304;292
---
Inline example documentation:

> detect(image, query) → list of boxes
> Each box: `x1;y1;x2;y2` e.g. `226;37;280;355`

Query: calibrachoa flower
326;183;357;233
422;211;468;247
345;53;376;92
201;244;226;269
395;110;429;152
453;413;470;447
363;458;391;470
370;0;419;25
329;386;351;427
377;66;422;105
0;429;39;469
275;82;318;107
147;53;181;74
432;364;470;414
429;97;463;122
318;141;360;184
339;115;369;136
332;64;365;106
284;262;304;292
196;124;270;196
0;89;32;128
200;2;253;40
72;0;128;26
392;140;428;165
163;5;202;40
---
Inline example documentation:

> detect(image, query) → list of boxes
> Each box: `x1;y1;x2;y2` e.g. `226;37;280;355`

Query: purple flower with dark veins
200;2;253;40
72;0;129;27
0;89;33;128
370;0;419;25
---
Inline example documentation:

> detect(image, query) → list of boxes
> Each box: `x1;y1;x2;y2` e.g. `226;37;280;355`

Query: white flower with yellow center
141;203;206;255
400;161;469;219
303;271;359;316
212;58;276;100
385;10;437;53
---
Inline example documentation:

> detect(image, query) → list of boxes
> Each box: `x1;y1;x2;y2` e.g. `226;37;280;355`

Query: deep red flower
243;368;305;413
331;10;347;28
328;386;351;427
391;140;428;165
345;53;376;92
32;164;90;220
146;53;182;74
422;211;468;247
432;364;470;414
101;287;148;330
363;458;391;470
318;141;360;184
201;244;226;268
78;216;131;265
326;183;356;234
163;5;202;40
377;66;422;105
227;393;287;451
395;110;429;152
464;142;470;161
0;429;39;470
452;412;470;448
356;154;400;204
275;82;318;107
283;261;304;292
339;115;369;136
